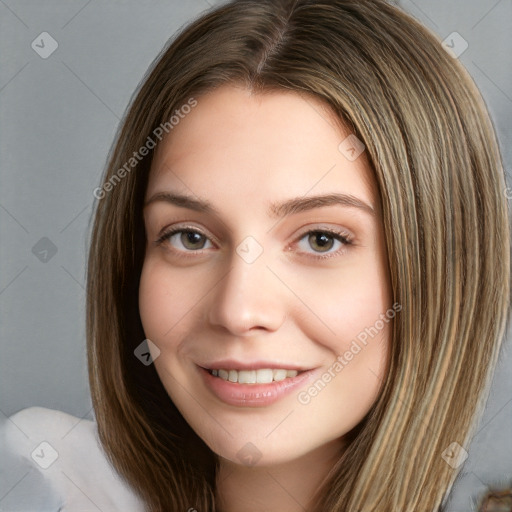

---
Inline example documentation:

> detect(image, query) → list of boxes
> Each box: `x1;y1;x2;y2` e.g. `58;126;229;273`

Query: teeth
255;369;273;383
273;369;287;382
210;368;299;384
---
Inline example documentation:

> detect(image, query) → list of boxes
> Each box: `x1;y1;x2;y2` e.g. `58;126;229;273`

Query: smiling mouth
207;368;303;384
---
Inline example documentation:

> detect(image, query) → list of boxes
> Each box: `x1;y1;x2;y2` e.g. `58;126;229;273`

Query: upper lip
198;359;313;372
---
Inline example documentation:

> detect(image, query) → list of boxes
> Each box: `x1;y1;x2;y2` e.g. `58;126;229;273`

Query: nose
207;248;287;336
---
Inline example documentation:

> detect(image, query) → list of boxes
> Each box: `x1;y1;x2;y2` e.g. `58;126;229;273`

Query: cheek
290;254;391;352
290;273;392;441
139;261;173;338
138;259;205;402
298;333;389;439
138;258;201;349
315;282;391;395
290;254;392;411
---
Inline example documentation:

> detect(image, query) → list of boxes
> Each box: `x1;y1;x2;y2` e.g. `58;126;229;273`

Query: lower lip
198;366;318;407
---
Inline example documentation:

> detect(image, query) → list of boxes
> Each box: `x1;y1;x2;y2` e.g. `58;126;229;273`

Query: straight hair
86;1;511;510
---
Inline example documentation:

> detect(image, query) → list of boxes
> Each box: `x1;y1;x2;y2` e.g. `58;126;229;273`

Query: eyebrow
144;192;375;218
268;193;375;218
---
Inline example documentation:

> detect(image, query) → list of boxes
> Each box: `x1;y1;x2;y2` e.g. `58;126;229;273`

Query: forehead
146;85;377;209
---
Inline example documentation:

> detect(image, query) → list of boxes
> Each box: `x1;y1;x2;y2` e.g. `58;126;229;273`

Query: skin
139;84;393;512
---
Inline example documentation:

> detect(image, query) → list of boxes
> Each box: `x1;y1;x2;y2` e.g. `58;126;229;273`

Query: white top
0;407;145;512
2;406;508;511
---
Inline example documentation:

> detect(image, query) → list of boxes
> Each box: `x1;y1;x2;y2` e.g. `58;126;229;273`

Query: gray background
1;0;511;510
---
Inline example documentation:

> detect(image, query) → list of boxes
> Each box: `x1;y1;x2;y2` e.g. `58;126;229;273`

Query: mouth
205;367;304;384
198;364;319;407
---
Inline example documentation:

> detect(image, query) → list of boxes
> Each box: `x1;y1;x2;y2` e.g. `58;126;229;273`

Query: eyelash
154;226;353;260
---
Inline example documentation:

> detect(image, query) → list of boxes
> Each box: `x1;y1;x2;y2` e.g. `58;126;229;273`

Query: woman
3;0;510;511
88;0;510;510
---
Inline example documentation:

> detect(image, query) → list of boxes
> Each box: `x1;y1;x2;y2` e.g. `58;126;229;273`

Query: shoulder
6;406;89;438
1;406;146;511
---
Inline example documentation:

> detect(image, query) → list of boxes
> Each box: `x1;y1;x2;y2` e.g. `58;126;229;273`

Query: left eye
297;231;348;254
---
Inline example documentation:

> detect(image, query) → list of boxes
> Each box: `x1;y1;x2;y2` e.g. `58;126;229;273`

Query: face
139;84;393;467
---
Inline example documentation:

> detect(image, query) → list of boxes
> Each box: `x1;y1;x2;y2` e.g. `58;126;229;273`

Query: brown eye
295;229;352;258
180;231;207;250
307;232;335;252
157;228;213;252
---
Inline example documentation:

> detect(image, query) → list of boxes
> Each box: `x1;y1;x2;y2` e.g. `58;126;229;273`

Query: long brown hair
86;1;511;510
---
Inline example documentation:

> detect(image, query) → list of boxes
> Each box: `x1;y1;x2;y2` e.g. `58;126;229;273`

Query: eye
295;229;352;257
156;228;214;252
154;226;351;258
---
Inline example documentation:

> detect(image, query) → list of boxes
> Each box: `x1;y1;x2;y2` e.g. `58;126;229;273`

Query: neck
215;438;344;512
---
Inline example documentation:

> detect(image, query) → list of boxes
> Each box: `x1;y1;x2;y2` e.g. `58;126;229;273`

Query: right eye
156;228;214;252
